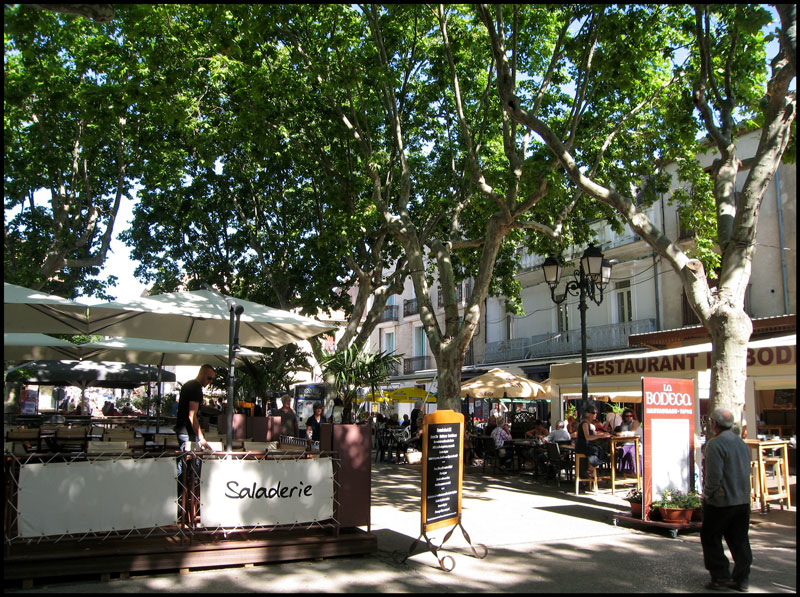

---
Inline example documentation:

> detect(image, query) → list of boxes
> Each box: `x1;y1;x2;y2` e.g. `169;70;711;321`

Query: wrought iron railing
403;298;419;317
379;305;399;323
403;355;435;374
484;319;657;363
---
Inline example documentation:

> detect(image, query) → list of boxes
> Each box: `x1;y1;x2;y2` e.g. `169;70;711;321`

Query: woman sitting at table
576;405;611;479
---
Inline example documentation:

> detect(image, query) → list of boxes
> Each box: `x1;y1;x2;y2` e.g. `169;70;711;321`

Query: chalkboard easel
403;410;487;571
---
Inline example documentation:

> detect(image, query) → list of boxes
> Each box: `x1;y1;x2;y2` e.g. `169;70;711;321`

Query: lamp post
543;244;612;408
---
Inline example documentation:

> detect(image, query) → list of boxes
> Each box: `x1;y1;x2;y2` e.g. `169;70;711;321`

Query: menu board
421;410;464;533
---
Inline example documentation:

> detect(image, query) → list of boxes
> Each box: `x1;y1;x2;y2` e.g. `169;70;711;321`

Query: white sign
18;458;177;537
200;457;334;527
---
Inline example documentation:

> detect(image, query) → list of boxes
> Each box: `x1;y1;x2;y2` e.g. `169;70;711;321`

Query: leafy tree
479;3;796;428
320;346;401;423
3;5;174;298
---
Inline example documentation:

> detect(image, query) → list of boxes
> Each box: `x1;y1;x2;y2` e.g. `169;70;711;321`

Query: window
557;304;570;332
616;280;633;323
384;330;395;355
414;326;426;357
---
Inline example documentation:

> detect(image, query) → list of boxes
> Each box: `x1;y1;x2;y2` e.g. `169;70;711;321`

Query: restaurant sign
642;377;696;521
421;410;464;533
200;457;334;527
588;345;795;376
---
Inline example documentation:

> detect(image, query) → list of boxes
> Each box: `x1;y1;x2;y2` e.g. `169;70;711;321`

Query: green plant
608;403;626;416
565;403;577;419
624;489;642;504
652;488;702;509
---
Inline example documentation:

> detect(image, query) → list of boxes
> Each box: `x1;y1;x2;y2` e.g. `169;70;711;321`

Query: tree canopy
5;5;794;419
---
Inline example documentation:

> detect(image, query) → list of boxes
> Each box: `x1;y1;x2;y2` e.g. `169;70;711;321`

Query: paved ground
7;459;796;593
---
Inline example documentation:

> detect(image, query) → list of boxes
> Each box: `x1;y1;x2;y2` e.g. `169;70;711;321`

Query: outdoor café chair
546;442;572;487
54;426;88;453
481;436;503;474
6;427;42;454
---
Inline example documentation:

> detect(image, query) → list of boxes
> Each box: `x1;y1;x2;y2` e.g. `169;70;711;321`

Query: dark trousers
701;503;752;584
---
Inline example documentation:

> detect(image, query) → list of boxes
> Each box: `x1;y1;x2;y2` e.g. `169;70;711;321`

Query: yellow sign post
404;410;487;571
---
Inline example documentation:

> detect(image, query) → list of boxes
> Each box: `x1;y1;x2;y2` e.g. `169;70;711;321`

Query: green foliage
652;488;703;509
320;346;401;416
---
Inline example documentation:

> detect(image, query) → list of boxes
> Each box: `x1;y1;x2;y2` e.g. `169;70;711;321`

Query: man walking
701;407;752;592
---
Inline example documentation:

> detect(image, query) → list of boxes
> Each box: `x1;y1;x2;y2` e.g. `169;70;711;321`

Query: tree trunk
435;341;466;412
707;304;752;435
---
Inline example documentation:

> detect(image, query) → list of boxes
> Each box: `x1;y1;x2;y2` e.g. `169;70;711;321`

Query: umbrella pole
225;301;244;452
146;371;151;428
155;366;163;434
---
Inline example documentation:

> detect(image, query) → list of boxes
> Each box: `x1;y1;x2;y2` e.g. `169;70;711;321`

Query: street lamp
543;243;612;407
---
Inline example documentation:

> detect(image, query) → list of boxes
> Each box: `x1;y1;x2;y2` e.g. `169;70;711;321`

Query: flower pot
628;501;643;517
659;507;693;523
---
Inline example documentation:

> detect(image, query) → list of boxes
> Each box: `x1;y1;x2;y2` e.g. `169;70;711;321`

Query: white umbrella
85;289;336;347
76;337;264;368
74;337;266;434
4;283;89;334
85;289;337;449
4;333;81;361
460;367;548;399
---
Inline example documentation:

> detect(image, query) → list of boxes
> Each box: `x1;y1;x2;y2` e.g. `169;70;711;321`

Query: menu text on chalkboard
420;410;464;533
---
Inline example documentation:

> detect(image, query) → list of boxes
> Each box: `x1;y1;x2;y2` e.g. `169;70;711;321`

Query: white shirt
545;428;572;443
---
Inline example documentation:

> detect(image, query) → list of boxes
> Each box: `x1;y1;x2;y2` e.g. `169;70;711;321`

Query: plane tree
479;3;796;427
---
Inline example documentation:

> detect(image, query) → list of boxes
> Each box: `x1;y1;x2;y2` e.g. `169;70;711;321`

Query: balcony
379;305;399;323
484;319;657;363
404;355;435;375
403;298;419;318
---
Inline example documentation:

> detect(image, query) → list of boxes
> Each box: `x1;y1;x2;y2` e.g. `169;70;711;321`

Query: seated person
525;420;549;439
544;420;572;443
613;409;641;435
401;414;411;428
395;427;423;463
484;415;498;437
576;405;611;479
490;422;514;468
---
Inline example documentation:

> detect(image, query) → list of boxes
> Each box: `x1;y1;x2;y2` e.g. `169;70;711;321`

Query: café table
608;435;642;495
510;438;544;473
745;438;791;513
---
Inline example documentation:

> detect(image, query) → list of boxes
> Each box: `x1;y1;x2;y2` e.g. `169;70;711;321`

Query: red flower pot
659;507;693;523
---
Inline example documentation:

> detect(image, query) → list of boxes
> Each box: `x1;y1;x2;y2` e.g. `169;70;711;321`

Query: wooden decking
5;527;377;587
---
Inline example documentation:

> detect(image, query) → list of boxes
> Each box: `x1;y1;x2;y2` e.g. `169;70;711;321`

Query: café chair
54;426;88;453
481;436;503;474
6;427;42;454
546;442;572;487
103;427;135;442
86;440;131;458
574;453;599;494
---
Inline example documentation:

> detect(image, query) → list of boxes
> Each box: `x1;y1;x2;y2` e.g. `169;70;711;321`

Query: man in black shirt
175;364;216;451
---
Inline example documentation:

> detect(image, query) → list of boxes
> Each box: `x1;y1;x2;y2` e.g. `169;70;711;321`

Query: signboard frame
421;410;464;533
642;376;696;521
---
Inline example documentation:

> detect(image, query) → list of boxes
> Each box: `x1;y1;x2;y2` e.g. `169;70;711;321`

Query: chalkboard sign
421;410;464;533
